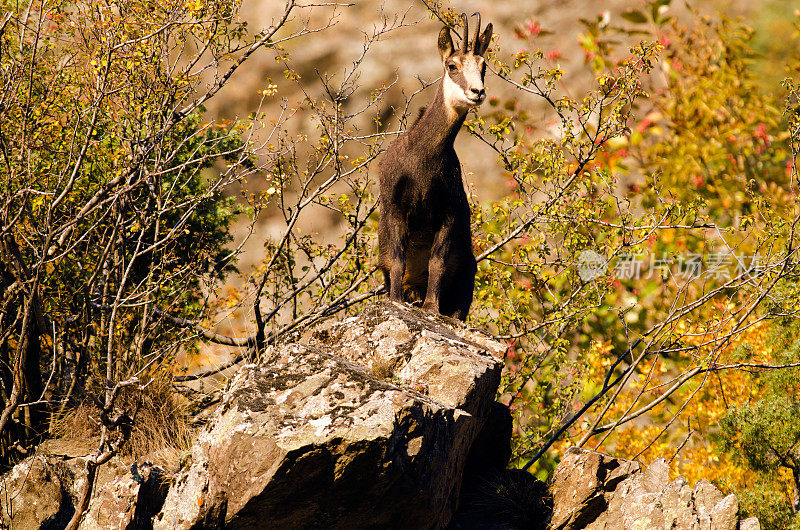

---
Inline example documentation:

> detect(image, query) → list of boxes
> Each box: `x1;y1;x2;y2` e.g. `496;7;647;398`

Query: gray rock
82;462;168;529
155;301;503;529
551;447;754;530
550;447;640;529
5;304;758;530
0;456;71;529
740;516;761;530
0;449;166;530
710;494;739;530
693;479;725;521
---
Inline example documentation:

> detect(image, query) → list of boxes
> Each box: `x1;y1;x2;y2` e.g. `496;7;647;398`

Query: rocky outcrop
550;447;761;530
153;301;504;529
0;448;164;530
81;462;168;529
0;455;72;529
0;303;762;530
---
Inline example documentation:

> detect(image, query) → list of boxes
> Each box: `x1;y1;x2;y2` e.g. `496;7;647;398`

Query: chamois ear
438;26;454;61
475;23;493;56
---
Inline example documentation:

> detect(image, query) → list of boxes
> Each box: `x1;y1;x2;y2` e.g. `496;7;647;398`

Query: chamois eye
447;63;457;72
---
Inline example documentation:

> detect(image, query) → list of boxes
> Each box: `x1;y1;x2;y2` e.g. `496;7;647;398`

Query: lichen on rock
154;301;503;529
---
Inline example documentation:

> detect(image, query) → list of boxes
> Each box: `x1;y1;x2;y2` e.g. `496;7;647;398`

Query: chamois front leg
387;215;408;301
422;221;453;314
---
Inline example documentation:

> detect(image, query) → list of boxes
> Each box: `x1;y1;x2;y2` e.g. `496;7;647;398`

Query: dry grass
50;375;194;471
370;356;395;381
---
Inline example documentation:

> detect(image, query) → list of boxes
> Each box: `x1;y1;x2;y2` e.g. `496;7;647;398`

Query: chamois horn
461;12;469;52
472;12;482;52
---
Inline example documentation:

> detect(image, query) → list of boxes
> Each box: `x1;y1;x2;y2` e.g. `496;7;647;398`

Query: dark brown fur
378;14;492;321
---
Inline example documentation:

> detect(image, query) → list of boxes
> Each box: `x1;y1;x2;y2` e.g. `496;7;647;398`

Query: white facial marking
443;56;486;116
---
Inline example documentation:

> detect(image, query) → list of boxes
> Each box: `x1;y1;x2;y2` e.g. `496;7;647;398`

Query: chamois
378;13;492;321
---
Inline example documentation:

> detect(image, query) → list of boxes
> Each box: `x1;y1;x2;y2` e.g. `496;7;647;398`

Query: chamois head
438;12;493;115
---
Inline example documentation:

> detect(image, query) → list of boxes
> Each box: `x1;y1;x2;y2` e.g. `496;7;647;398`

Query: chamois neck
409;82;467;151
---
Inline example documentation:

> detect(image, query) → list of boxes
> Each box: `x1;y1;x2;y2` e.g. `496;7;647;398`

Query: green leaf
621;10;648;24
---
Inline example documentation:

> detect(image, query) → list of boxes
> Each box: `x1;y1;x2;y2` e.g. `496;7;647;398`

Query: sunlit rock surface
3;303;760;529
154;301;503;529
550;447;760;530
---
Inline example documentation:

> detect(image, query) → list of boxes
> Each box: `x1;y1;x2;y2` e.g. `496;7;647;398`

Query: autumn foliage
2;0;800;526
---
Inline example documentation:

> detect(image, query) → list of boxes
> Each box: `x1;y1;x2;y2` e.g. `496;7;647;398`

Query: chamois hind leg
441;254;477;321
385;213;408;302
378;219;391;296
422;222;453;314
380;267;391;297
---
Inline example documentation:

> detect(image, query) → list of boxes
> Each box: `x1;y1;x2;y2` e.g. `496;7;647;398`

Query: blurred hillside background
187;0;798;375
208;0;795;265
